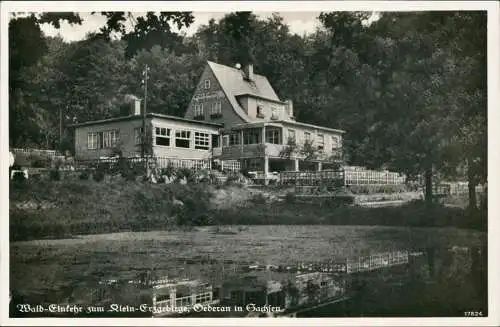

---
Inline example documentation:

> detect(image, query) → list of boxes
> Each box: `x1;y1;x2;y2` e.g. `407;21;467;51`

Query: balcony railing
220;143;286;159
219;143;342;161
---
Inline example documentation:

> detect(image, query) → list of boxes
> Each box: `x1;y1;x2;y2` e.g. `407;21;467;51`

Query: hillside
9;178;485;242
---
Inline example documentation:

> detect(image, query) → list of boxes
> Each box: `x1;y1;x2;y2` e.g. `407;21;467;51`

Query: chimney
127;95;142;116
285;99;294;119
243;63;254;81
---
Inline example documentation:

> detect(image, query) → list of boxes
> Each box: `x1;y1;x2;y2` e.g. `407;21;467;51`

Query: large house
70;61;345;177
184;61;345;172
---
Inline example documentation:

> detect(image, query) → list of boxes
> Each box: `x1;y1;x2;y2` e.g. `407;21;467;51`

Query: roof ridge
207;60;268;79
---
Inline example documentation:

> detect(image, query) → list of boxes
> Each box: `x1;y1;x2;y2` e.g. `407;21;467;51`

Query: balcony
220;143;286;159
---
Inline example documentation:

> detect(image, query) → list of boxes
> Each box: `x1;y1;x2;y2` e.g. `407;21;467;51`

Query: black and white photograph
1;1;499;326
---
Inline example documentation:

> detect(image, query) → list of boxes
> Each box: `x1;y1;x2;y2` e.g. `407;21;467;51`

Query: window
304;132;311;142
155;127;171;146
243;128;260;145
271;107;278;119
88;130;118;149
134;127;143;145
110;130;118;147
211;100;222;114
102;130;118;148
194;103;204;118
248;159;261;170
317;134;325;151
266;129;281;144
195;132;210;150
229;133;240;146
211;135;219;148
175;130;191;148
204;79;211;89
288;129;296;141
195;292;211;304
256;105;264;118
331;135;340;149
87;132;98;149
222;135;229;147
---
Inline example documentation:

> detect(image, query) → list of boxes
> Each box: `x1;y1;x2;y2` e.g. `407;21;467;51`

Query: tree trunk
468;180;477;211
424;167;433;204
467;158;478;211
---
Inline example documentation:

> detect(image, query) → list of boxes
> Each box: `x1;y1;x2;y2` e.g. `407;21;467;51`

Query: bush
93;170;105;182
29;154;51;168
12;171;27;183
225;171;241;184
49;169;61;181
240;167;252;179
53;157;65;169
251;193;267;204
284;192;296;204
176;167;195;183
160;163;176;178
79;170;90;180
348;184;407;194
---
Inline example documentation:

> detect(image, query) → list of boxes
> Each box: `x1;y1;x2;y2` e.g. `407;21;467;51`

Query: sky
38;12;331;42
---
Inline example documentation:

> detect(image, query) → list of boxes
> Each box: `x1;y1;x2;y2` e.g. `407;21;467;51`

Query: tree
125;46;205;117
57;36;129;123
9;13;82;147
92;12;195;58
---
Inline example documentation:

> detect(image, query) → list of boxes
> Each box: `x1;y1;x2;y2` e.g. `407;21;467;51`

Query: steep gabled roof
207;61;282;122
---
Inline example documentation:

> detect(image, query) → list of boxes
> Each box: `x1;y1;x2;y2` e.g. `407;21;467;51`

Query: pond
10;225;486;317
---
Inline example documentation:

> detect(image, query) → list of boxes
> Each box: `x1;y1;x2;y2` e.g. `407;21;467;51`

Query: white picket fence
344;167;406;185
11;148;59;157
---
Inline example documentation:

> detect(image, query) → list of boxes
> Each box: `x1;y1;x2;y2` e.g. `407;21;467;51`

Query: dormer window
204;79;211;90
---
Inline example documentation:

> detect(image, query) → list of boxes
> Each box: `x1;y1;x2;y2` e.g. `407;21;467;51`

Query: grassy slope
9;179;486;241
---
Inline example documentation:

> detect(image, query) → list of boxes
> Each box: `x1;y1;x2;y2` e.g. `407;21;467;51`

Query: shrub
79;170;90;180
284;192;296;204
49;169;61;181
347;184;407;194
240;167;252;179
30;154;51;168
93;170;105;182
225;171;241;184
12;171;27;183
251;193;267;204
176;167;195;183
53;157;65;169
161;163;176;178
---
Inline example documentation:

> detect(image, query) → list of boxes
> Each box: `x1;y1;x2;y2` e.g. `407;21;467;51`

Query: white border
1;1;499;326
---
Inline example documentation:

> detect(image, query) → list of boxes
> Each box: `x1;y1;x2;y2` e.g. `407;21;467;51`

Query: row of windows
288;130;341;149
222;129;340;149
86;127;212;151
223;128;282;146
87;130;119;150
194;100;222;117
152;127;211;150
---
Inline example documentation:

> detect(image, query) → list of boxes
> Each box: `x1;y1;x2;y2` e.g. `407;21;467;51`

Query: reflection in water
10;246;487;317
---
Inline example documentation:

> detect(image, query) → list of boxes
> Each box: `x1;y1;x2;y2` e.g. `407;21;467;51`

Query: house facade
71;61;345;179
71;110;221;161
184;61;345;173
